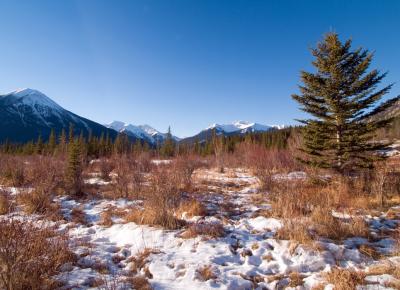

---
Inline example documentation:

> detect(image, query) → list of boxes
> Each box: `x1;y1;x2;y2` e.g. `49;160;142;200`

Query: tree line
0;124;299;158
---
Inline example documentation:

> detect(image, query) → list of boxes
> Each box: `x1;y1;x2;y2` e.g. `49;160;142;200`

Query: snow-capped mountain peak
106;121;180;144
138;124;160;137
5;88;63;111
0;88;117;143
206;121;276;134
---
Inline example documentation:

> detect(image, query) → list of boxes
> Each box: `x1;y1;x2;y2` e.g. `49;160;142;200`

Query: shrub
99;158;114;181
17;189;53;215
0;156;26;187
17;156;64;218
137;152;153;173
113;156;133;199
126;167;186;229
0;191;11;215
174;155;203;190
0;219;75;290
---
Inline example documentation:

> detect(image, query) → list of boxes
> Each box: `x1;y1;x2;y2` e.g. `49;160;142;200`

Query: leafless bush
113;156;135;199
99;158;114;181
0;155;26;187
235;143;298;172
17;189;53;215
371;160;400;207
174;155;204;190
131;167;145;200
136;152;153;173
17;156;64;216
126;167;186;229
0;219;75;290
0;191;12;215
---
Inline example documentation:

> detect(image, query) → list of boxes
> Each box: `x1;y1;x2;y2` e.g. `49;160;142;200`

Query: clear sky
0;0;399;137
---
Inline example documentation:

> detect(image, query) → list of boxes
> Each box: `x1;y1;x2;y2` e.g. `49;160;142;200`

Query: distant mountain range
0;88;286;144
105;121;180;145
180;121;284;143
0;88;117;143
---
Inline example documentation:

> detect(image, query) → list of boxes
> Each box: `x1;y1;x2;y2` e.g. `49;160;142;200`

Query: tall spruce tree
292;33;399;172
47;128;56;153
65;139;83;195
161;126;175;157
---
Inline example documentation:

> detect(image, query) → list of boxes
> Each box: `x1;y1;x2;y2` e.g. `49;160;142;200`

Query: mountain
0;88;118;143
207;121;283;134
181;121;282;143
106;121;180;145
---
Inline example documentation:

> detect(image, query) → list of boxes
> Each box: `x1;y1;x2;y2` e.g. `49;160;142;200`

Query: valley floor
2;166;400;290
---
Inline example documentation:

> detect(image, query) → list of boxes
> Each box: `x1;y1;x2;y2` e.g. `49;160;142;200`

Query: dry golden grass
358;244;382;260
181;222;225;239
288;271;305;287
17;190;62;221
126;208;186;230
99;207;117;227
196;265;217;281
367;262;400;279
89;258;110;274
128;248;160;276
176;198;207;218
71;206;87;224
386;207;400;220
324;267;365;290
276;219;313;246
367;261;400;289
128;275;153;290
266;273;285;283
311;207;370;241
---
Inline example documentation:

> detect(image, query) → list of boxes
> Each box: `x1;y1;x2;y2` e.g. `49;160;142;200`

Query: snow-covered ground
2;167;400;289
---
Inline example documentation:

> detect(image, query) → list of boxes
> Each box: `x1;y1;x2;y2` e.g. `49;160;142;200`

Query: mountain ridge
0;88;118;143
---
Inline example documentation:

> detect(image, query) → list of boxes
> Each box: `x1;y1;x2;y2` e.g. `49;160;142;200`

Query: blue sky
0;0;399;137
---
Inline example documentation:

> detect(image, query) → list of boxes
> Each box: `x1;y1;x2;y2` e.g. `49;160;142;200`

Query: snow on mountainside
106;121;180;144
180;121;284;144
207;121;281;134
0;88;117;143
5;88;64;112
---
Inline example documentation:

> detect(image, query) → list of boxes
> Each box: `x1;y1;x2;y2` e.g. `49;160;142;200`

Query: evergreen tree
160;126;175;157
68;123;74;144
59;128;67;154
35;134;43;154
65;139;83;195
47;128;56;153
292;33;399;172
